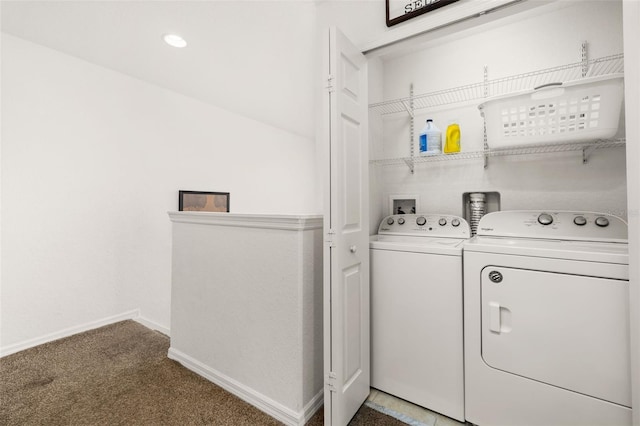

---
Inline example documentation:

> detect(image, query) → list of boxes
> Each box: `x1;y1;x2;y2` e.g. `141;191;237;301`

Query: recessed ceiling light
163;34;187;48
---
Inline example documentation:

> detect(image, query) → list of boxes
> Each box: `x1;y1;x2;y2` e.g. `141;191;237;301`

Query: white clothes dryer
463;211;631;426
370;214;470;422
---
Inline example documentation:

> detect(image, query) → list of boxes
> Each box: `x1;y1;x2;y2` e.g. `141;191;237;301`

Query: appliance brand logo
480;227;494;231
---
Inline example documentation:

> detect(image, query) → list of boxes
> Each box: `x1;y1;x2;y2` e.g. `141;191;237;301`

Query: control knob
386;217;394;225
537;213;553;225
595;216;610;227
452;218;460;227
416;216;427;226
573;216;587;226
438;218;447;226
398;217;405;225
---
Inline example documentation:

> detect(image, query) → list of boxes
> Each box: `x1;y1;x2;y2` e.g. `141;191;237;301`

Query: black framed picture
386;0;459;27
178;191;230;212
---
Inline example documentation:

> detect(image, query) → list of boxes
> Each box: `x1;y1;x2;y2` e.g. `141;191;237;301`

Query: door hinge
325;229;336;247
326;372;337;392
326;74;335;93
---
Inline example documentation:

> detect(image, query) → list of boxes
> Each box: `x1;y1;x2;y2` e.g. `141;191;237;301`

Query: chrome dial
416;216;427;226
386;217;394;225
573;216;587;226
537;213;553;225
398;217;405;225
438;218;447;226
595;216;610;227
451;218;460;227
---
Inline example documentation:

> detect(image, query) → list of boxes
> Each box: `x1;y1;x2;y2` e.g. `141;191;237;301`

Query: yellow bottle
444;123;461;154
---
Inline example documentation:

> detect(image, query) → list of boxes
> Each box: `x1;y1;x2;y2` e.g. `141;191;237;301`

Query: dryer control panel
476;211;627;242
378;214;470;238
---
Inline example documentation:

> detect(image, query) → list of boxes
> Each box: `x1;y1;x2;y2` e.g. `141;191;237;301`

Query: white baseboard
301;389;324;424
134;316;170;336
0;309;140;358
168;347;322;426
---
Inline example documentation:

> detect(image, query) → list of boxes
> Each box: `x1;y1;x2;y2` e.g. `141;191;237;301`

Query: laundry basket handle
533;82;563;90
531;82;565;100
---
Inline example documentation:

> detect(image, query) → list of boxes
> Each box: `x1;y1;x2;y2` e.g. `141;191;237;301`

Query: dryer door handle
489;302;501;333
488;301;512;334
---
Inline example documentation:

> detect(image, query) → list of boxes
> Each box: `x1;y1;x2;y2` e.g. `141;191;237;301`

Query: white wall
0;34;316;352
373;1;627;223
0;0;318;141
168;213;323;425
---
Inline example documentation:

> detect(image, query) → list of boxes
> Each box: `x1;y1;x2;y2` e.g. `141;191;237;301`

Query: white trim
0;309;139;357
622;1;640;425
168;347;321;426
301;390;324;425
134;316;170;337
168;211;323;231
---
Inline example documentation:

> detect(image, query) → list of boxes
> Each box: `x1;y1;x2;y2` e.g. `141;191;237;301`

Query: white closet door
322;26;370;426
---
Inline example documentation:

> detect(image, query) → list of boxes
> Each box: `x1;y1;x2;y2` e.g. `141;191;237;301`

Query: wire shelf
370;138;626;166
369;54;624;115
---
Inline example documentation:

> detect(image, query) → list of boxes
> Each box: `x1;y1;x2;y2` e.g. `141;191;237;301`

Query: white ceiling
1;1;318;139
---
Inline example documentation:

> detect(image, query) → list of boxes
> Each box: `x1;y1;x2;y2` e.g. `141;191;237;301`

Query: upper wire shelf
368;54;624;115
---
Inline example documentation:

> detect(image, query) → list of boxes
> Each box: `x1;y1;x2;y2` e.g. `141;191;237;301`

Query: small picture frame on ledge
179;191;230;212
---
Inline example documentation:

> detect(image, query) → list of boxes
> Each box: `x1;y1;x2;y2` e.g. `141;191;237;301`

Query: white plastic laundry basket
479;74;624;149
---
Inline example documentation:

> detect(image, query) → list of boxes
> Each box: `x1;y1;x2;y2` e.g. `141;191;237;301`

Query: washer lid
370;234;466;255
465;236;629;264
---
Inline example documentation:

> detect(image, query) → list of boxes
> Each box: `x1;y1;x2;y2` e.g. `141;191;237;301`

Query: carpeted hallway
0;321;405;425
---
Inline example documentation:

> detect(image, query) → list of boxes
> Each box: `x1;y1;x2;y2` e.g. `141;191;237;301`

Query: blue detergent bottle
419;119;442;155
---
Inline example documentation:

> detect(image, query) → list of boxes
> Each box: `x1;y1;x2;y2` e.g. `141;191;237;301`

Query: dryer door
481;266;631;407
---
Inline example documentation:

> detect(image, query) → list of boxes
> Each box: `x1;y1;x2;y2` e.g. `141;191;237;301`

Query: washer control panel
378;214;470;238
477;211;627;242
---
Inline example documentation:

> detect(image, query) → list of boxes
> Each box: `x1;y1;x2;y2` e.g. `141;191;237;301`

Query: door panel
340;54;360;99
323;26;369;426
343;265;362;388
342;117;362;229
481;266;631;407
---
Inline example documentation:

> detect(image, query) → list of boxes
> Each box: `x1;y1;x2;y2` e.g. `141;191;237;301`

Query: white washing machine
370;213;470;422
464;210;631;426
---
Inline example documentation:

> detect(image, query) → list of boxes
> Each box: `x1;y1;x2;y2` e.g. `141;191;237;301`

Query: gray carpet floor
0;320;406;425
